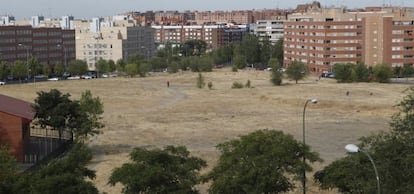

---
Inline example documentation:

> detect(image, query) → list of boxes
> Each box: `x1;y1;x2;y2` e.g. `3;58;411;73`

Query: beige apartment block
74;20;155;70
284;6;414;73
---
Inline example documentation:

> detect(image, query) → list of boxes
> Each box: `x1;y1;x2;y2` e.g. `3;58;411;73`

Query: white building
253;20;284;44
60;16;74;30
31;16;44;27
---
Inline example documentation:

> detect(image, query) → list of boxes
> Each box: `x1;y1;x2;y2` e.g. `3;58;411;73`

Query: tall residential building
283;6;414;73
60;16;74;30
30;16;44;27
75;19;155;70
1;16;15;25
253;19;285;44
152;24;248;49
0;25;75;66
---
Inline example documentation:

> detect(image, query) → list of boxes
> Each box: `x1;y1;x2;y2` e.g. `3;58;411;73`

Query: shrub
245;80;251;88
196;73;205;88
232;81;244;89
208;82;213;89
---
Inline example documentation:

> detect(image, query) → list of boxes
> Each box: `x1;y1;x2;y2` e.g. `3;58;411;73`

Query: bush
196;73;205;88
271;70;283;85
208;82;213;89
245;80;251;88
232;65;238;72
373;64;392;83
232;81;244;89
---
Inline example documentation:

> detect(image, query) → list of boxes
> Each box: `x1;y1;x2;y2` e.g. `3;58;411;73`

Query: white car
47;77;59;81
67;76;81;80
81;75;92;79
0;81;5;85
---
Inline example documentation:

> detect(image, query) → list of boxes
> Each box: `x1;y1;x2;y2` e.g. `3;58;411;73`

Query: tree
14;143;99;194
183;40;207;56
232;54;246;69
138;62;152;77
269;57;283;85
27;56;41;77
0;146;17;194
33;89;104;142
109;145;207;194
401;63;413;79
11;60;28;82
314;86;414;193
286;61;307;84
354;62;370;82
373;64;392;83
0;61;10;81
332;63;354;83
116;58;126;72
68;59;88;76
204;130;321;194
54;63;64;77
272;39;284;65
96;58;109;75
196;73;205;89
125;63;138;77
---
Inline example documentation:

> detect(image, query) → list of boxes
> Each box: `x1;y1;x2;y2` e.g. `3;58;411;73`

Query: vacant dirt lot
1;69;409;193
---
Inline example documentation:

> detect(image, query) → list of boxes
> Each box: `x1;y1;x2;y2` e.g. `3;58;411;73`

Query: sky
3;0;414;19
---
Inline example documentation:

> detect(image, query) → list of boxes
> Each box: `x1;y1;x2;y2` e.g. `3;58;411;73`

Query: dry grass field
1;68;410;193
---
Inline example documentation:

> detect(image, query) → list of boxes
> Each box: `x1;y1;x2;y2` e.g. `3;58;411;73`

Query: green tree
272;39;284;65
232;53;246;69
125;63;138;77
116;58;126;72
239;34;260;65
183;40;207;56
260;37;271;66
401;63;413;78
12;60;28;82
315;86;414;193
54;63;64;77
68;59;88;76
204;130;321;194
14;143;98;194
108;59;116;72
33;89;104;142
0;61;10;80
28;56;41;77
373;64;392;83
196;73;205;89
354;62;370;82
96;58;109;75
269;58;283;86
138;62;152;77
332;63;354;83
286;61;307;84
0;146;17;194
43;64;52;77
109;145;207;194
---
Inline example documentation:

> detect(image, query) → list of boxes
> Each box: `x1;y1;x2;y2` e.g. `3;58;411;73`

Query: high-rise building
0;25;75;67
75;19;155;70
283;6;414;73
253;19;285;44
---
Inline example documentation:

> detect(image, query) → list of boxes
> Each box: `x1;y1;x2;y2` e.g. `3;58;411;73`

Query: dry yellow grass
1;69;409;193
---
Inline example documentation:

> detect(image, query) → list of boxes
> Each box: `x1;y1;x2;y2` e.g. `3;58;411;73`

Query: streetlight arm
360;149;381;194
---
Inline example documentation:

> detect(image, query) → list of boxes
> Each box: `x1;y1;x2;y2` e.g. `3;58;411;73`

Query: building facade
253;19;284;44
284;6;414;73
0;25;75;67
153;24;248;49
74;19;155;70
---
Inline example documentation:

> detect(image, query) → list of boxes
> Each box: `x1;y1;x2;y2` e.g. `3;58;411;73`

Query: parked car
67;76;81;80
81;75;92;79
0;81;5;85
47;77;59;81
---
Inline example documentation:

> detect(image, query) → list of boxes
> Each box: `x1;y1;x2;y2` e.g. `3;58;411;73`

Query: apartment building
194;11;253;24
74;18;155;70
0;25;75;67
253;19;284;44
153;24;248;49
284;6;414;73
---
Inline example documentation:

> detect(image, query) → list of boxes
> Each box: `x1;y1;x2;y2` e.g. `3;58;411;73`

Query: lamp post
302;98;317;194
345;144;381;194
18;43;30;82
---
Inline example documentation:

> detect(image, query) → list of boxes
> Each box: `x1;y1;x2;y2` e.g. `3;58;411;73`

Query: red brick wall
0;111;26;161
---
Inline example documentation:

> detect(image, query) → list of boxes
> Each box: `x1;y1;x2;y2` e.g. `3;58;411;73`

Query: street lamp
302;98;317;194
57;44;67;74
18;43;30;82
345;144;381;194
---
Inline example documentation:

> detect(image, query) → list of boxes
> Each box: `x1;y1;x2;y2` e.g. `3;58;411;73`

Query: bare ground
1;69;409;193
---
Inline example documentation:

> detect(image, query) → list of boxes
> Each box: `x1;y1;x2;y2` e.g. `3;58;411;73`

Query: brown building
0;94;35;162
284;6;414;73
194;10;253;24
153;24;248;49
0;25;75;68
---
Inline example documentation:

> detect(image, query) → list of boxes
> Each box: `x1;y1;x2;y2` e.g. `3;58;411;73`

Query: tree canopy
33;89;104;142
109;145;207;194
204;130;321;194
286;61;307;84
314;86;414;193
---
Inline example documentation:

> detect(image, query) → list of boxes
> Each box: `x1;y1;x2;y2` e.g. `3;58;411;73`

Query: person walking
167;80;170;88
